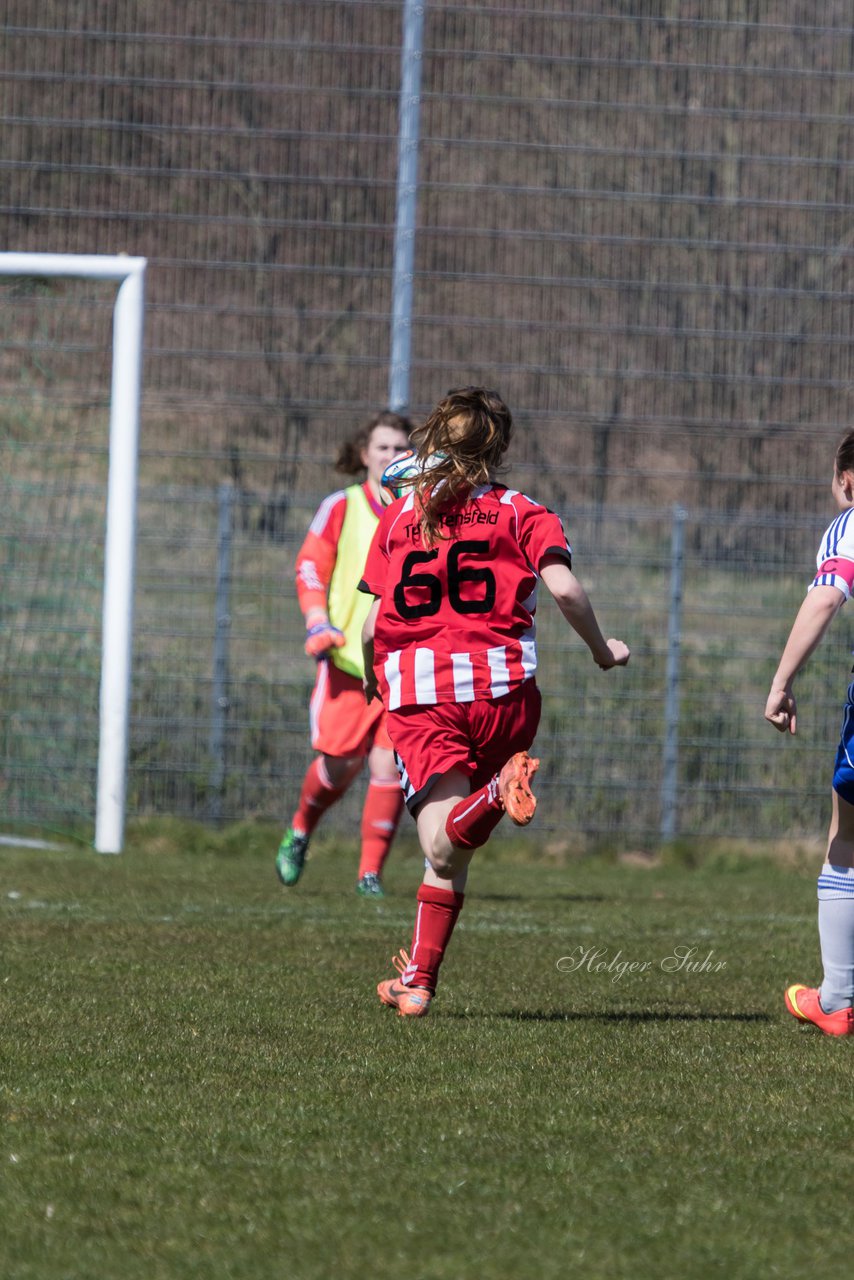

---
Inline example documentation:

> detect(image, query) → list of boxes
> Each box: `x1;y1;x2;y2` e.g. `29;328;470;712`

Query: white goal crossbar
0;252;147;853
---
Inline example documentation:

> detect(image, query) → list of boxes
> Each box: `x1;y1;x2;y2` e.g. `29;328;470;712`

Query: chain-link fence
3;2;854;844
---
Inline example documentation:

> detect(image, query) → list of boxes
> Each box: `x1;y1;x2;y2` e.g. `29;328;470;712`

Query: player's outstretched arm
765;585;844;734
540;557;630;670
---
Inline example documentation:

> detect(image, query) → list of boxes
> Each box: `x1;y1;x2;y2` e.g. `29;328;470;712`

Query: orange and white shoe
784;984;854;1036
377;948;432;1018
498;751;539;825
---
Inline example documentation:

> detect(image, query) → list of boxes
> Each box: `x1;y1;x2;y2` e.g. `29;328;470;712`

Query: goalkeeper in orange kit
276;410;412;896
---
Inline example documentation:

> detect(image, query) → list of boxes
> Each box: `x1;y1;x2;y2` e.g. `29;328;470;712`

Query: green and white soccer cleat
356;871;385;898
275;828;310;887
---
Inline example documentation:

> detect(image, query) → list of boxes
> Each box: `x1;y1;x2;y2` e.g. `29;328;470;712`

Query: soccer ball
380;449;446;505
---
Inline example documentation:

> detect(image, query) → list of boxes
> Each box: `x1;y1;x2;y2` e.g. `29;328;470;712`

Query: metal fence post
661;505;686;842
388;0;425;413
209;483;233;823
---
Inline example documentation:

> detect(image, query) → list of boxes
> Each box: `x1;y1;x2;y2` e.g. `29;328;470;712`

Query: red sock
403;883;465;994
445;774;503;850
358;778;404;878
292;758;348;836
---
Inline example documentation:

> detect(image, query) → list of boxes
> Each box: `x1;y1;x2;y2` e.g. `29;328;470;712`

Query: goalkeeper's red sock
292;758;348;836
402;883;465;994
444;774;505;850
357;778;404;879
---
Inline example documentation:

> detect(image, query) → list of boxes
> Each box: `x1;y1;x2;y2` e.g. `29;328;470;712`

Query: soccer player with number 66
359;386;630;1016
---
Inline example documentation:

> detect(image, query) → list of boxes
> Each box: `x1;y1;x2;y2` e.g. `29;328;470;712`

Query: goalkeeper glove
304;621;346;658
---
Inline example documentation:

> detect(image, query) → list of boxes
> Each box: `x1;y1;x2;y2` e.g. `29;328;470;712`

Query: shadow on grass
443;1009;773;1023
469;892;609;904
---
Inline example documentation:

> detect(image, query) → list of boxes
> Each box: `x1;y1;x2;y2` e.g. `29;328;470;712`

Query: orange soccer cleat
498;751;540;825
377;948;432;1017
784;984;854;1036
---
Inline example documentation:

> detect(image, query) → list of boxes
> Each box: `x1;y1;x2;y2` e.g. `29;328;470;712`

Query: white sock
817;864;854;1012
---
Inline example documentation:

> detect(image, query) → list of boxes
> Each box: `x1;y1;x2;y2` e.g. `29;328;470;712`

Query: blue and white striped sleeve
812;510;854;599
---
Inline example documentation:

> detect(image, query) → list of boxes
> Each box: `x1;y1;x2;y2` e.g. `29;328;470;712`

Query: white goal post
0;252;146;853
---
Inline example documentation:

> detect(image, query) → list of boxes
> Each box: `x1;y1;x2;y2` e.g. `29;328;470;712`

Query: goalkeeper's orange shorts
309;657;392;758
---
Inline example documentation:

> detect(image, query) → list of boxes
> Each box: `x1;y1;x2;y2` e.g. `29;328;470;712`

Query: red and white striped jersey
358;483;571;709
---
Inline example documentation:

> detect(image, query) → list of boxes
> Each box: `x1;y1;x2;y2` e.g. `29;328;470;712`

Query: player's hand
363;671;380;703
765;684;797;734
304;622;346;658
597;639;630;670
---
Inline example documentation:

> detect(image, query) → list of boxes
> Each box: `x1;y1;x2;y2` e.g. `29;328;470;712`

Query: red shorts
309;658;393;757
386;680;542;813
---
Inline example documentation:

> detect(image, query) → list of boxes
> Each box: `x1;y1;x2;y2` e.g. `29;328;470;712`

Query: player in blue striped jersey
765;429;854;1035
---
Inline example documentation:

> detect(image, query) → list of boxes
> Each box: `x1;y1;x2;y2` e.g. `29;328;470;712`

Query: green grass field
2;826;852;1279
